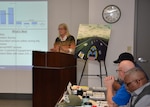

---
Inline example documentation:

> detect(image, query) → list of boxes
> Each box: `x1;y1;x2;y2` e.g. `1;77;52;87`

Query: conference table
55;83;108;107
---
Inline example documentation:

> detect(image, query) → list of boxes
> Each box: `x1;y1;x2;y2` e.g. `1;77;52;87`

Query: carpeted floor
0;100;32;107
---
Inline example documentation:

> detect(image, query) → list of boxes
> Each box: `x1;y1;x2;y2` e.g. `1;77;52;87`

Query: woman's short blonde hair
58;23;70;37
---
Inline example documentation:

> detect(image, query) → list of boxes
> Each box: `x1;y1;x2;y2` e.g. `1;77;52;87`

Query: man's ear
137;79;142;86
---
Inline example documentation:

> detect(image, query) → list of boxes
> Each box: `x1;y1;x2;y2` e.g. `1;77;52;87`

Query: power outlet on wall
127;46;132;53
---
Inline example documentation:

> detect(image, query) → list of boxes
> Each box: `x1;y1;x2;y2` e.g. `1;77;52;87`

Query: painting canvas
75;24;111;61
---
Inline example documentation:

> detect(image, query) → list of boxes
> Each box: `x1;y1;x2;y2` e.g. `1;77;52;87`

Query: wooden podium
32;51;77;107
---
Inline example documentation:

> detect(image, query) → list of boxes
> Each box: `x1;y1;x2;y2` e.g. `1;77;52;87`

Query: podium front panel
32;51;77;107
33;67;76;107
32;51;46;66
47;52;76;67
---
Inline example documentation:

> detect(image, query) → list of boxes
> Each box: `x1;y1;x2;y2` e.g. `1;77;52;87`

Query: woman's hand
50;48;58;52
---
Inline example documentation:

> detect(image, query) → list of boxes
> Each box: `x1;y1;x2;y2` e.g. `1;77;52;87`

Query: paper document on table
90;92;105;100
96;101;108;107
91;87;107;91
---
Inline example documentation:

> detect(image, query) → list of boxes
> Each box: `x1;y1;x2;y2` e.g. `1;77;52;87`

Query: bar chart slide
0;1;47;29
0;7;18;25
0;1;48;66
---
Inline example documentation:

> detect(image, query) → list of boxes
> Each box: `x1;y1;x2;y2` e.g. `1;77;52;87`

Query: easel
78;59;108;86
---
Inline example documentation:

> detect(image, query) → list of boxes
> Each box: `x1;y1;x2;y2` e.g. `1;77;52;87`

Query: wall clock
102;5;121;24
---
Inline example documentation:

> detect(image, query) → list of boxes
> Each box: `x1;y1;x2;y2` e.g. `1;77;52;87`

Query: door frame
134;0;138;60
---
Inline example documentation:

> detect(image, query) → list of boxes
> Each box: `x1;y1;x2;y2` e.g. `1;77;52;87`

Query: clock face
102;5;121;24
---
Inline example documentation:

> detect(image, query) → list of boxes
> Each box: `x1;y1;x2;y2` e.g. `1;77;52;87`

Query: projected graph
0;2;47;29
0;7;14;24
0;10;6;24
0;1;48;66
0;7;46;28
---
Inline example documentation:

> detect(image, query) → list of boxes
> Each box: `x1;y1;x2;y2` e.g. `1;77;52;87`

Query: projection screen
0;0;48;93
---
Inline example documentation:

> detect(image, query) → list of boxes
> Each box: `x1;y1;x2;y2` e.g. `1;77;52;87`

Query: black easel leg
99;61;102;87
78;60;87;85
104;61;108;76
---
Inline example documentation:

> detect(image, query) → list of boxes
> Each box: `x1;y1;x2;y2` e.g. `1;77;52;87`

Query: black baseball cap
113;52;134;63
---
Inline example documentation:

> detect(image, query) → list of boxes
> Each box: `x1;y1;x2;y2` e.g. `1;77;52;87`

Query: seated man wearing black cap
104;60;135;107
113;52;148;91
113;52;136;90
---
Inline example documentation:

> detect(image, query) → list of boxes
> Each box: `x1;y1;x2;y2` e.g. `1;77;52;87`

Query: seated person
113;52;148;91
51;23;75;54
124;67;150;107
104;60;135;107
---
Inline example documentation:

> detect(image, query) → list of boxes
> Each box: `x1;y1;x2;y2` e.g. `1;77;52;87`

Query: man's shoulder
112;84;131;106
140;94;150;100
135;95;150;107
114;84;130;101
135;82;150;95
112;84;128;95
132;82;150;107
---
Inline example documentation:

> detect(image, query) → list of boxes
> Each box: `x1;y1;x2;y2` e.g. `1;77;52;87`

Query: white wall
48;0;89;48
87;0;135;87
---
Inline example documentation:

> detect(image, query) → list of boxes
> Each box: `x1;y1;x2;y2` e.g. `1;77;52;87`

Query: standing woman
51;23;75;54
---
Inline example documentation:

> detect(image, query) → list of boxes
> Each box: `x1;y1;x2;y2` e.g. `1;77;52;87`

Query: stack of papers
90;92;105;100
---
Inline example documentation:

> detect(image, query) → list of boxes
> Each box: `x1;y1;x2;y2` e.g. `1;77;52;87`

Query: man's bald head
119;60;135;73
124;67;148;92
117;60;135;80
